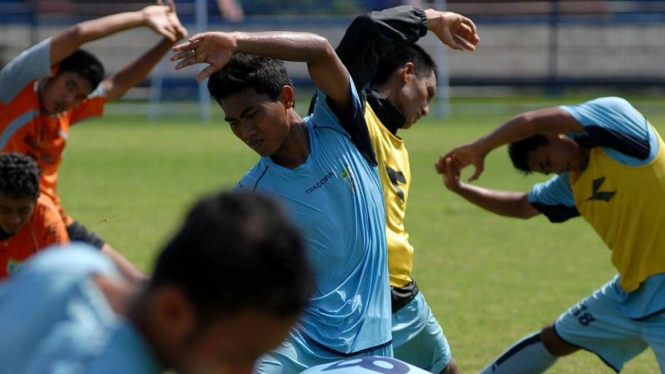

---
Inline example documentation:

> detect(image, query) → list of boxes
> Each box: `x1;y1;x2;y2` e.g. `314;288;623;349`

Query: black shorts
66;221;105;249
391;281;420;313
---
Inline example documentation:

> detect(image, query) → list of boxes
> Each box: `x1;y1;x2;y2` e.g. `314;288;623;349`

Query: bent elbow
60;24;89;46
315;37;336;60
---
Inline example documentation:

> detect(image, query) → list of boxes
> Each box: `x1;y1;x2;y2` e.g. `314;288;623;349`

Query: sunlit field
59;96;664;373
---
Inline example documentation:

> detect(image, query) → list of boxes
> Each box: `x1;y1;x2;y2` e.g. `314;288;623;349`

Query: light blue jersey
527;97;665;319
236;81;391;355
0;244;161;374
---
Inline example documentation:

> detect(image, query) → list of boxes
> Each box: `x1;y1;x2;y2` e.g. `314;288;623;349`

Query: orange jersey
0;195;69;278
0;39;106;223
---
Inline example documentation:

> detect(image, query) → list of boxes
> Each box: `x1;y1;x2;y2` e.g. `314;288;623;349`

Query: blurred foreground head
148;190;312;373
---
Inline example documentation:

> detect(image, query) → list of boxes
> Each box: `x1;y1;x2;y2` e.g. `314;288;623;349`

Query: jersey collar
364;89;405;136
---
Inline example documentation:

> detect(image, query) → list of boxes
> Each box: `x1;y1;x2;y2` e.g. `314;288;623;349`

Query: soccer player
0;0;187;281
0;190;312;374
437;97;665;373
303;356;431;374
0;153;68;278
311;6;478;374
171;31;392;372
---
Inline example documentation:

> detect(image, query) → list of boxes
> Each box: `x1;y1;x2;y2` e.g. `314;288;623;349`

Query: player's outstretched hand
171;32;236;82
438;142;487;182
438;157;463;192
425;10;480;51
143;0;186;42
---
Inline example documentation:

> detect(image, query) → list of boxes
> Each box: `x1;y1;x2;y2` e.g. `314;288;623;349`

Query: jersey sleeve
336;6;427;92
34;197;69;250
0;38;53;104
68;85;107;125
307;6;427;115
561;97;656;165
312;76;377;165
527;173;580;223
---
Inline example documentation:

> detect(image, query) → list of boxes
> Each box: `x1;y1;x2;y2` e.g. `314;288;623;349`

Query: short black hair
508;134;550;174
371;44;438;86
58;49;104;91
151;190;312;322
0;153;40;200
208;53;293;103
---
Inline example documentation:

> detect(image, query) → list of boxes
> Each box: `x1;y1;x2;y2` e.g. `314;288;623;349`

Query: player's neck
372;81;400;109
270;113;310;169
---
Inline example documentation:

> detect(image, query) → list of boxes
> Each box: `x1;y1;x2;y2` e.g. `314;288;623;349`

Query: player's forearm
451;183;538;219
233;32;334;64
475;108;584;154
50;10;146;65
71;11;145;43
103;37;174;101
473;113;538;155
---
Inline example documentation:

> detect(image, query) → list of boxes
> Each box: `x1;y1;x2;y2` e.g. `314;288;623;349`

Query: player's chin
402;119;416;130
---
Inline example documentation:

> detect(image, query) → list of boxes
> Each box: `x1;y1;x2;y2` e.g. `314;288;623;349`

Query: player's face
0;193;36;235
396;70;436;129
220;88;290;157
180;310;297;374
40;72;94;115
527;134;589;175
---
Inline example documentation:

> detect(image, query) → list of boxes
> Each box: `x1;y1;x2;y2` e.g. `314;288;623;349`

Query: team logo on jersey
386;166;406;201
306;171;335;195
587;177;616;202
340;166;357;193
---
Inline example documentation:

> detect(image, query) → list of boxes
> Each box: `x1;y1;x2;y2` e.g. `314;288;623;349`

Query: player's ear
279;85;295;109
152;286;197;340
400;62;415;83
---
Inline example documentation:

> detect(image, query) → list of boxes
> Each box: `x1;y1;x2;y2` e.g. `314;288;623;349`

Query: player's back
0;244;119;372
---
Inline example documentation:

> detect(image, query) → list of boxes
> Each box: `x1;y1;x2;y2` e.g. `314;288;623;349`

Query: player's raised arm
172;31;353;112
425;9;479;51
439;107;584;181
334;6;479;95
102;0;187;101
49;0;185;67
439;157;540;219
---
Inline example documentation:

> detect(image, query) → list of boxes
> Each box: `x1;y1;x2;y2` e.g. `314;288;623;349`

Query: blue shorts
254;329;393;374
392;292;452;373
555;278;665;372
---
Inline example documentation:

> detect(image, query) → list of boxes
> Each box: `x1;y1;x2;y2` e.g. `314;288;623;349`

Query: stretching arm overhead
172;31;354;113
439;107;584;181
50;0;186;67
102;2;186;101
337;6;478;93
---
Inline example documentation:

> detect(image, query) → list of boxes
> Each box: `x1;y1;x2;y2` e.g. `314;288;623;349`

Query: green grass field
59;96;664;373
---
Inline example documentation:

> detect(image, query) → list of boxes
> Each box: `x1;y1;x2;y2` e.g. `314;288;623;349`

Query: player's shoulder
235;161;271;192
563;96;636;117
31;194;63;222
35;194;59;211
302;356;430;374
